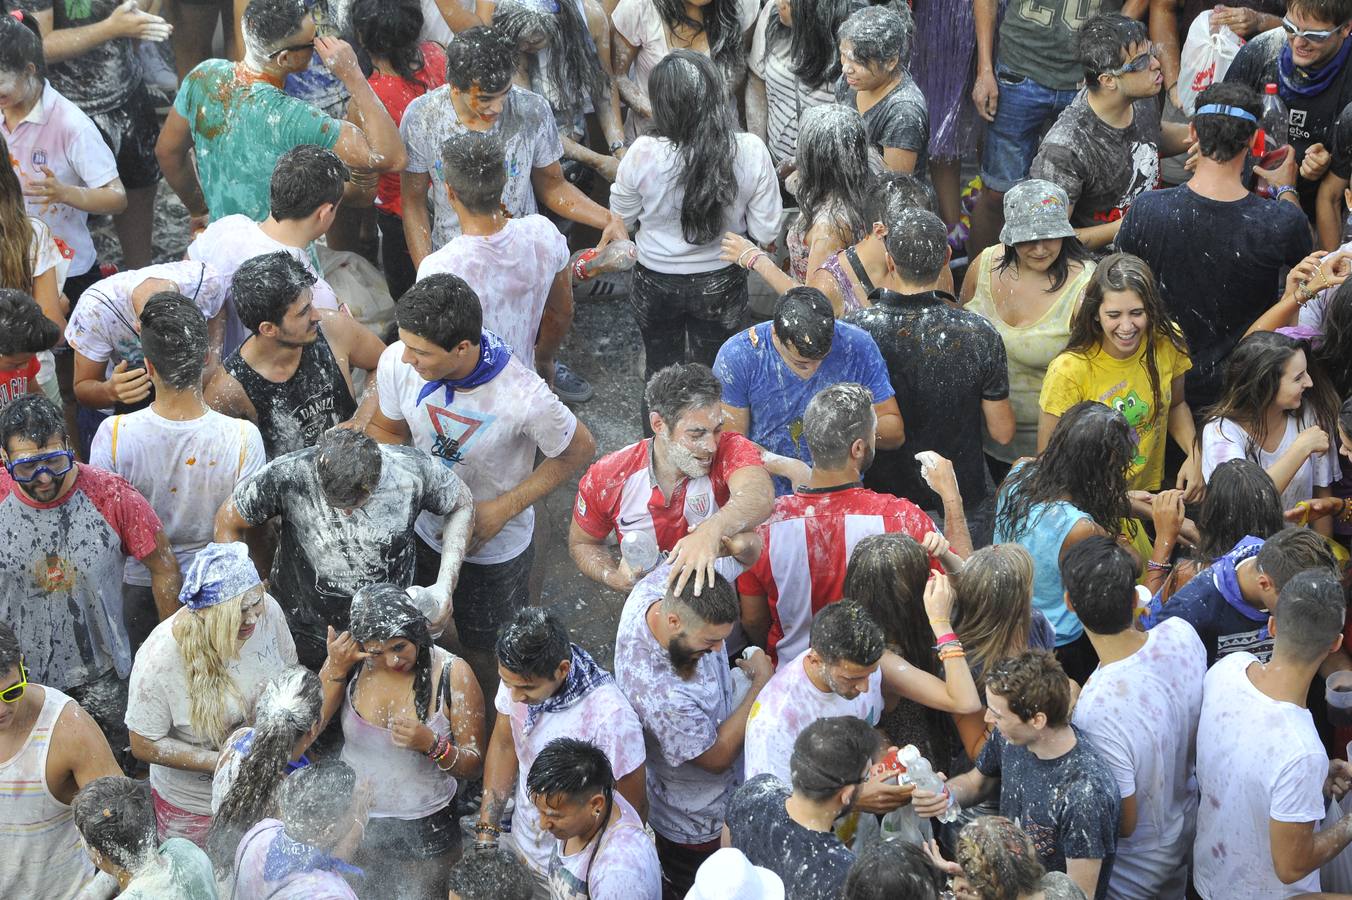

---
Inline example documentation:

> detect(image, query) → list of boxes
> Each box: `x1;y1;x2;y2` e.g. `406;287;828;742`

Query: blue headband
1194;104;1259;124
179;542;262;610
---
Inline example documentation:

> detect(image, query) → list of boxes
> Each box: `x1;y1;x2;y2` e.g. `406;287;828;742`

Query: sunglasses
1;662;28;704
5;448;74;484
1282;17;1346;42
1105;42;1161;76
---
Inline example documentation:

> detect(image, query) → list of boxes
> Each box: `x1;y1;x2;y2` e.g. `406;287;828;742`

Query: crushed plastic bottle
572;240;638;281
620;530;660;575
899;745;961;824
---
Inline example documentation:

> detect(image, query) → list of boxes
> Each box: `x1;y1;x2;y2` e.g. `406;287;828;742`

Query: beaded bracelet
435;745;461;773
475;822;501;838
938;647;966;662
1146;559;1173;572
1339;499;1352;525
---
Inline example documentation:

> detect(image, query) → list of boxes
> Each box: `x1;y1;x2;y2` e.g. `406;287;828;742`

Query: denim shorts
979;65;1079;192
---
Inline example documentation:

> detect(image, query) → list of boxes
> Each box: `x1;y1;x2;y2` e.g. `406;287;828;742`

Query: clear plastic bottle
1261;83;1289;154
620;530;660;575
899;745;961;824
572;240;638;281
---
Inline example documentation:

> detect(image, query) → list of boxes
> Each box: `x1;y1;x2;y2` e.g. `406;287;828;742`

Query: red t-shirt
369;43;447;217
573;432;765;552
736;485;940;665
0;356;40;406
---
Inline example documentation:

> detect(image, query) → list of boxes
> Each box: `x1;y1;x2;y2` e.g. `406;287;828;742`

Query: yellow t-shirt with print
1039;338;1191;491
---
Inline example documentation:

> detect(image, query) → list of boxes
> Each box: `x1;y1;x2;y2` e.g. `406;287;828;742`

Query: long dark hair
1193;459;1284;561
795;104;875;245
350;0;425;83
996;401;1136;538
649;51;737;246
653;0;745;73
349;583;436;721
1202;330;1339;463
0;133;34;296
993;235;1092;293
1312;280;1352;397
1063;253;1189;427
492;0;608;121
764;0;867;90
845;534;934;675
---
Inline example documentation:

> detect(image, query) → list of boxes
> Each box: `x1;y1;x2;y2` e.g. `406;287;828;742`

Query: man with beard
570;363;775;595
614;569;774;899
0;395;180;765
737;383;964;665
724;717;881;900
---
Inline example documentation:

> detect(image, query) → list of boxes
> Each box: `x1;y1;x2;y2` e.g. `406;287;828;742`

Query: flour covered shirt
547;793;661;900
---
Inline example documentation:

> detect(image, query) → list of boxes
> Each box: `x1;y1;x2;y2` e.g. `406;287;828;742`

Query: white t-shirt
493;676;646;874
186;214;339;357
743;650;883;785
614;567;739;844
1072;618;1206;900
415;215;570;370
547;793;662;900
3;82;119;275
1201;412;1337;512
90;407;265;586
1193;651;1327;898
610;132;782;273
124;596;298;814
375;340;577;563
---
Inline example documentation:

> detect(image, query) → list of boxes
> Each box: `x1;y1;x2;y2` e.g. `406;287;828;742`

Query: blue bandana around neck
415;331;512;407
1278;36;1352;100
523;644;614;733
263;825;364;883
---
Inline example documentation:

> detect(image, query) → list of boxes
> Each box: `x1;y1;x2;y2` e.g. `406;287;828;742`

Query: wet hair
954;816;1047;900
447;847;537;900
649;51;737;247
316;427;382;507
810;602;885;667
0;134;37;296
795;105;875;246
0;622;19;675
1060;536;1137;635
954;544;1037;689
349;583;436;721
277;760;358;848
790;715;879;801
71;777;157;873
1256;526;1340;589
837;4;912;74
996;401;1135;538
882;207;947;284
441;130;508;216
771;0;868;90
661;572;739;626
803;382;875;469
242;0;310;56
209;667;324;870
0;8;46;80
444;26;516;93
350;0;426;83
1066;253;1189;423
396;273;483;351
873;170;936;219
492;0;608;121
0;288;60;357
1193;459;1284;561
496;607;571;679
527;737;614;801
1078;13;1150;88
842;840;946;900
270;145;348;222
773;287;834;360
846;534;934;676
1203;331;1339;468
1192;82;1262;161
1288;0;1352;26
1274;569;1347;663
1313;281;1352;397
645;363;722;429
139;292;208;391
232;251;317;333
652;0;745;74
0;394;67;455
985;650;1071;728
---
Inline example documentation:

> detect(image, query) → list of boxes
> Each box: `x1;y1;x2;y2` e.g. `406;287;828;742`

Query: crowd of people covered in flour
18;0;1352;896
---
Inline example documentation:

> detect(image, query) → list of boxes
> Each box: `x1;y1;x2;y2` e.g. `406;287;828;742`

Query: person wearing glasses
1030;15;1192;252
154;0;407;232
0;621;124;900
1225;0;1352;216
0;394;181;767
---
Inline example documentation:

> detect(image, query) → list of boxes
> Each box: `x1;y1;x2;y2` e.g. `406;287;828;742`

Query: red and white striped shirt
737;484;939;665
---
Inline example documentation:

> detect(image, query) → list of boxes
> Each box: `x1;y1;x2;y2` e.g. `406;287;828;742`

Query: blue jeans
980;65;1080;192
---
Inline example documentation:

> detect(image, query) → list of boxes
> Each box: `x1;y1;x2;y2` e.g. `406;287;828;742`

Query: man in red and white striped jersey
737;383;970;666
570;363;775;595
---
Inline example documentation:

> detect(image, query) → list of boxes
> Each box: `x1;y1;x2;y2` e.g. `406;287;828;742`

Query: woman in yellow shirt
1038;253;1202;496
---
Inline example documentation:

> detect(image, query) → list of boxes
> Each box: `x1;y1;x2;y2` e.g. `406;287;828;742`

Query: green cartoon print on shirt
1111;389;1150;468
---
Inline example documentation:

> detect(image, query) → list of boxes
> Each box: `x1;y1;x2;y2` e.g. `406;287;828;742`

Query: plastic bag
1322;794;1352;891
1178;11;1244;116
314;245;396;340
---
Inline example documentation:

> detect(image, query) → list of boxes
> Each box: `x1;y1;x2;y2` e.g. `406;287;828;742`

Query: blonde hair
954;544;1035;686
173;594;246;747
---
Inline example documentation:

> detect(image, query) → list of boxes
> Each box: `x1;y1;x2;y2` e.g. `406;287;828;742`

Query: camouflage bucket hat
999;179;1077;245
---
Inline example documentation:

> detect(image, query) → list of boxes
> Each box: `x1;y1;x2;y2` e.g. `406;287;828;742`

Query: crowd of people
10;0;1352;896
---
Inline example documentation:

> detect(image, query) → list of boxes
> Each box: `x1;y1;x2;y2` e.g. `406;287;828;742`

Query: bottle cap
1265;83;1278;94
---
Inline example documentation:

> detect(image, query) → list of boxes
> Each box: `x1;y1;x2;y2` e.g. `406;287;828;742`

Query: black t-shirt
977;728;1120;900
845;290;1009;510
725;775;855;900
15;0;139;114
1327;102;1352;180
1116;185;1311;409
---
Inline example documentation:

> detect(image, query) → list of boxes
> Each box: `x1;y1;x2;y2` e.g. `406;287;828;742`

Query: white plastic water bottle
620;530;660;575
899;745;961;824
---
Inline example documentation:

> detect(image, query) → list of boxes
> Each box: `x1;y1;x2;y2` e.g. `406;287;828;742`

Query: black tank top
223;330;357;458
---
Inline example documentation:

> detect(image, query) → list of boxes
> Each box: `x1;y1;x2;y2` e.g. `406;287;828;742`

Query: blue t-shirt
713;321;894;494
1142;535;1269;666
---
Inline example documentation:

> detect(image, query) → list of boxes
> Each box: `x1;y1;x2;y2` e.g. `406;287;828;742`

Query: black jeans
655;833;721;900
414;538;535;651
377;209;417;307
